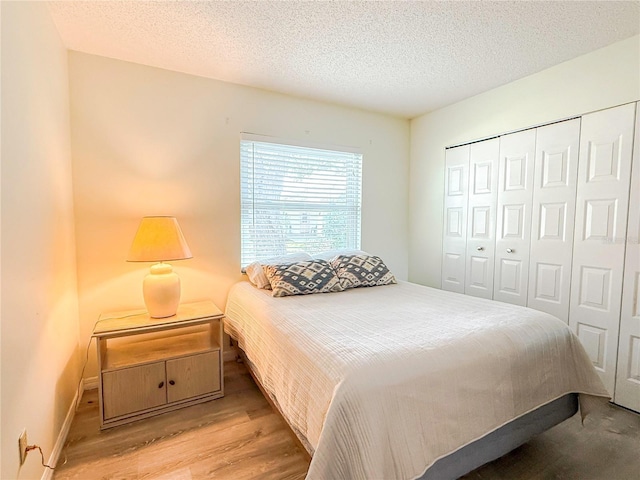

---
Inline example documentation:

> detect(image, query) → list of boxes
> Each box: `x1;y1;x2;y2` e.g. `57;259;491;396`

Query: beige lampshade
127;216;192;262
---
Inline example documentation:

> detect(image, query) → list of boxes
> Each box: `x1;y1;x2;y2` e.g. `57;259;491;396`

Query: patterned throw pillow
331;254;397;290
245;252;312;289
264;259;344;297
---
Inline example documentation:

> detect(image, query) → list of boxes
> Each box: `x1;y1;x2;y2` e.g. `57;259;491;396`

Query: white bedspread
224;281;609;480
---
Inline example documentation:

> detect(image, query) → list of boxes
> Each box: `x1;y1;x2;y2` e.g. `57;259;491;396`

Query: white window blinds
240;134;362;266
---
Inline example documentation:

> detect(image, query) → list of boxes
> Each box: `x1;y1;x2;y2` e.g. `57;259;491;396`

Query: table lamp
127;216;192;318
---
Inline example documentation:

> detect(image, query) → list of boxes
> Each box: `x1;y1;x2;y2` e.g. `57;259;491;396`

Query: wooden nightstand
93;300;224;429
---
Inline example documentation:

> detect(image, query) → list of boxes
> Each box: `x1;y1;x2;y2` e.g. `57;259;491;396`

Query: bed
224;279;609;480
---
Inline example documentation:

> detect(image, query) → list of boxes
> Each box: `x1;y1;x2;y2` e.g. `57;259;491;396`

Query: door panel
577;324;607;370
494;129;536;305
527;118;580;321
442;145;469;293
443;253;465;289
468;256;490;288
447;165;466;196
465;138;499;298
569;103;636;395
502;204;525;238
534;263;562;303
166;351;221;403
539;202;565;239
447;207;464;237
471;206;490;237
584;199;616;239
615;101;640;412
102;362;166;419
579;266;612;311
497;259;523;295
505;156;527;190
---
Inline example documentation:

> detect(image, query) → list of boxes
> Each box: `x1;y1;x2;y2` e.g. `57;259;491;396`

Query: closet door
442;145;469;293
569;103;636;395
494;129;536;306
527;119;581;322
615;102;640;412
465;138;499;298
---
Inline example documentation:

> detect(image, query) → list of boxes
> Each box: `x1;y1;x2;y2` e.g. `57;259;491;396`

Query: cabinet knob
158;381;164;389
169;380;175;386
506;248;514;254
476;246;484;251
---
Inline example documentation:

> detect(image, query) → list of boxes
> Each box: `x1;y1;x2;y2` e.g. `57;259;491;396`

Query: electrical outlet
18;429;28;465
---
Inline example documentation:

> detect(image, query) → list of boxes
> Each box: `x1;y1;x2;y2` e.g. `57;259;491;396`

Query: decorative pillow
264;259;344;297
313;248;369;261
331;254;397;290
245;252;312;289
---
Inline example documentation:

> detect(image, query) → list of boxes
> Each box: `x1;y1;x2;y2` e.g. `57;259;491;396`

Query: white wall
0;4;4;475
409;35;640;288
1;3;80;479
68;52;410;378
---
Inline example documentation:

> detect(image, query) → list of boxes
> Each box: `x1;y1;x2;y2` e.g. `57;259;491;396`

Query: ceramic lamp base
143;263;181;318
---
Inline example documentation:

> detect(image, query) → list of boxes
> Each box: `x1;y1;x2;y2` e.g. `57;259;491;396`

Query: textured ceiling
48;1;640;119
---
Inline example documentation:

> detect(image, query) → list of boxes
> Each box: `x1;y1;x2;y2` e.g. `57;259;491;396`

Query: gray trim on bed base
419;393;579;480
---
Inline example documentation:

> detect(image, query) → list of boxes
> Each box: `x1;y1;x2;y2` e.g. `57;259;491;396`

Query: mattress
224;281;609;480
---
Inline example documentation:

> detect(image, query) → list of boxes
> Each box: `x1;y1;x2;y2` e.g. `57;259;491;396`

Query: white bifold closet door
569;103;636;395
527;119;581;322
615;101;640;411
494;129;536;306
465;138;499;298
442;145;470;293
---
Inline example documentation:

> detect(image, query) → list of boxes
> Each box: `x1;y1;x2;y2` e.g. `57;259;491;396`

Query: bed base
420;393;578;479
233;342;578;479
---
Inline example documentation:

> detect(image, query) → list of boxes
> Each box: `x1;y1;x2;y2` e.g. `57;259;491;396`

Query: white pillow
245;252;312;289
313;249;369;261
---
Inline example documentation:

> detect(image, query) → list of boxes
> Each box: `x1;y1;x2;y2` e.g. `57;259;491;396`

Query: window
240;134;362;266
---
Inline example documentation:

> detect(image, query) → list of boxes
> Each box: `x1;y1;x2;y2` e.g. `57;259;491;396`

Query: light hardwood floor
54;360;640;480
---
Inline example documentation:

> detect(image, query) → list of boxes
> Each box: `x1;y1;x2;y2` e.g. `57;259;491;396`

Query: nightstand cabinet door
166;351;221;403
102;362;166;419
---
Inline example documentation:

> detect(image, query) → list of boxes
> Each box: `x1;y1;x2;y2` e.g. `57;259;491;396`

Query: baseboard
83;376;98;391
40;385;79;480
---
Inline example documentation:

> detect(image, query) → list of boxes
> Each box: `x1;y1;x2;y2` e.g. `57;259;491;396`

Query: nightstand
93;300;224;429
